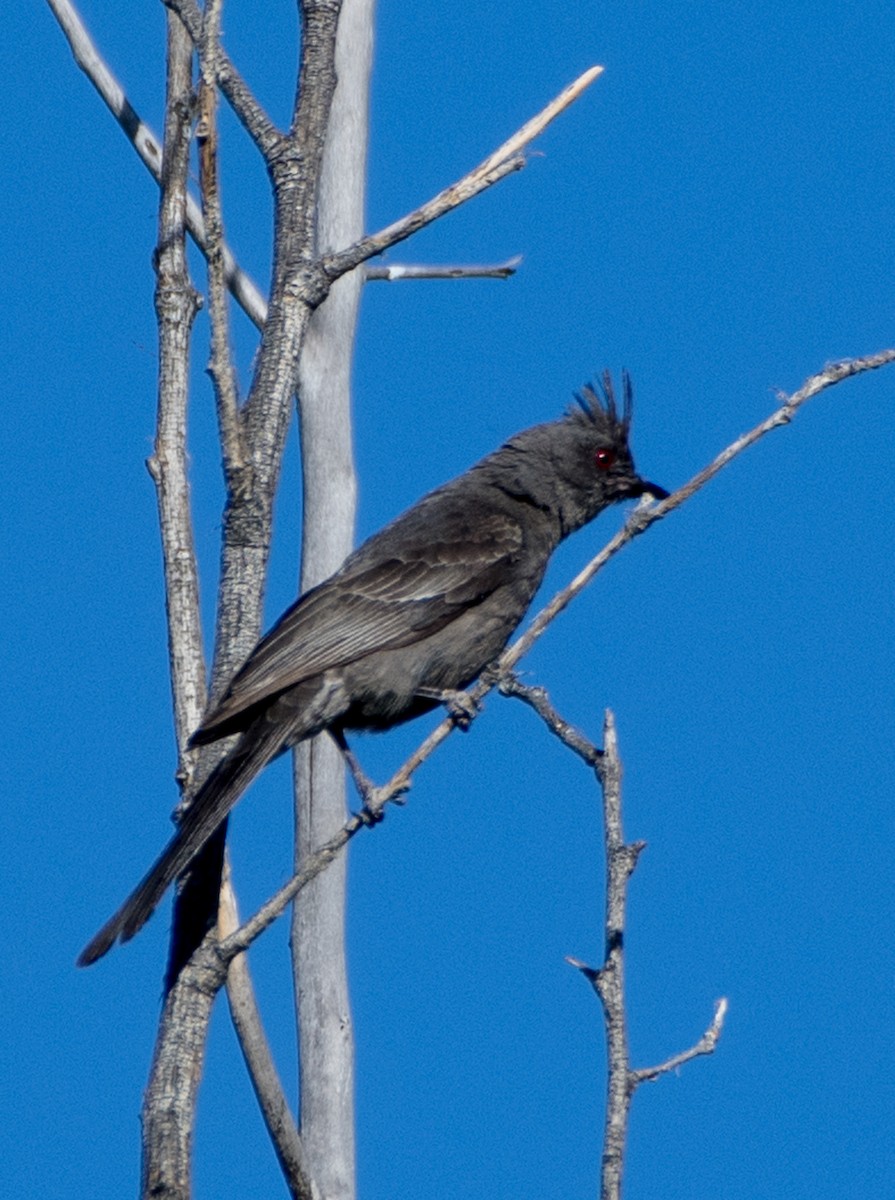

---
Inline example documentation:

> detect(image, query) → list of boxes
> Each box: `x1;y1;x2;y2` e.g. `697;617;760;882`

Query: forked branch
566;712;727;1200
496;684;728;1197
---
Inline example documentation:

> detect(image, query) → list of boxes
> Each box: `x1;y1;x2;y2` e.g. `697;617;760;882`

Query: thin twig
630;998;729;1086
365;256;522;281
218;817;364;964
323;68;603;279
498;674;601;767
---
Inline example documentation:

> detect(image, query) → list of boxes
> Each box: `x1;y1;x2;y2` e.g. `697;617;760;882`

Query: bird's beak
634;478;670;501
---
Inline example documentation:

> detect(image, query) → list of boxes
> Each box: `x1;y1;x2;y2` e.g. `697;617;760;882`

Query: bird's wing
195;505;523;740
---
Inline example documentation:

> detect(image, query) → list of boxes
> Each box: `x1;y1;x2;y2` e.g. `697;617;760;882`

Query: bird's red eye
595;448;615;471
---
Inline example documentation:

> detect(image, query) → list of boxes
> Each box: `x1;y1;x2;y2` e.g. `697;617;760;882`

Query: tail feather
77;723;285;966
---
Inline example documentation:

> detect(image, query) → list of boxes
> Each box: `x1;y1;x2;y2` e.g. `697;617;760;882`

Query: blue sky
3;2;893;1198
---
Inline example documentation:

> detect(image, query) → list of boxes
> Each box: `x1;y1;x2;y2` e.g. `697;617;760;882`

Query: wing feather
194;502;522;741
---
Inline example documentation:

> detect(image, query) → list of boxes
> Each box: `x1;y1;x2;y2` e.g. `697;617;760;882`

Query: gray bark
292;3;374;1197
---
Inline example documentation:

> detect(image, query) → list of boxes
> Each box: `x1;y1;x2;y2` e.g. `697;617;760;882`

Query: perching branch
208;349;895;964
500;351;895;673
346;350;895;814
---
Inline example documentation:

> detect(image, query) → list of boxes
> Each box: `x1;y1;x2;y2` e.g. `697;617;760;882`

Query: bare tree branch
145;3;347;1193
47;1;543;319
569;710;641;1200
196;0;248;488
145;13;205;807
162;0;280;156
497;674;602;766
323;67;604;278
47;0;269;328
500;351;895;674
191;9;310;1191
629;998;729;1086
561;712;727;1200
47;0;164;178
139;20;208;1197
491;685;730;1191
365;256;522;281
348;351;895;813
218;873;313;1200
291;0;373;1193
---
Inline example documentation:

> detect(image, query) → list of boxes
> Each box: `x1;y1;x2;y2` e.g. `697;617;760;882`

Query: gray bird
78;373;666;965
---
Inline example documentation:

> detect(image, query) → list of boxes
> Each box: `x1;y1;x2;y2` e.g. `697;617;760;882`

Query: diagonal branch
323;67;604;279
46;0;269;327
208;349;895;962
162;0;281;156
47;0;166;177
497;674;601;767
629;998;728;1086
500;351;895;673
218;873;313;1200
357;350;895;809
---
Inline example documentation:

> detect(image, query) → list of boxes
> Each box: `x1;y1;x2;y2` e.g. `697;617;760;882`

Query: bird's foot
357;802;385;826
356;781;410;826
329;728;379;801
417;686;480;729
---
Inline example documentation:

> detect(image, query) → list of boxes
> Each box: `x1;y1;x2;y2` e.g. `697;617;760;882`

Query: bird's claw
441;689;480;729
357;803;385;826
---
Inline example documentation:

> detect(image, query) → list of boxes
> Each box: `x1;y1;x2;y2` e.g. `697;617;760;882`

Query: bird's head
497;371;668;535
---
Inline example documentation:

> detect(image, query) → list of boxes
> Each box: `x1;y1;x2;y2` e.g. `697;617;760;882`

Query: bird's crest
571;370;633;439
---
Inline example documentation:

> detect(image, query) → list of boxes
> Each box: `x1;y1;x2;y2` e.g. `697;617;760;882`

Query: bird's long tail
77;722;286;966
